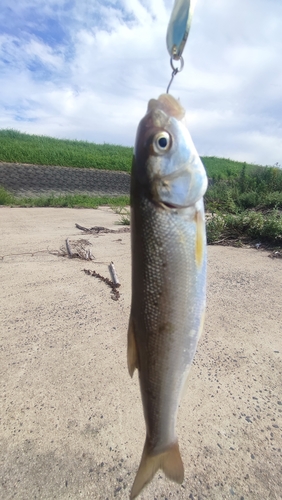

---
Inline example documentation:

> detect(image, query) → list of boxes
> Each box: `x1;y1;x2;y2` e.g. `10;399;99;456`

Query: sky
0;0;281;166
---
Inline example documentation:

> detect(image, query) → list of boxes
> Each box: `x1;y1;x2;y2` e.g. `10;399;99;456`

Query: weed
117;214;130;225
0;186;130;209
205;166;282;213
0;186;15;205
207;210;282;246
114;207;130;225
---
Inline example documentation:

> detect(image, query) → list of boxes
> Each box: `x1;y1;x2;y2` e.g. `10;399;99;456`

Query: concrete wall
0;163;130;198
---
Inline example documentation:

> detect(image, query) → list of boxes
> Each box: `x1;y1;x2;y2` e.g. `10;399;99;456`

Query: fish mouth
160;200;178;209
158;199;191;211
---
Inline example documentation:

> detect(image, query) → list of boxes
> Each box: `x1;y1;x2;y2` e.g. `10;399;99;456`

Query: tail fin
130;438;184;499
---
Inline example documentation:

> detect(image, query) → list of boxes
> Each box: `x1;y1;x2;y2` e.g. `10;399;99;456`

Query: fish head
133;94;208;208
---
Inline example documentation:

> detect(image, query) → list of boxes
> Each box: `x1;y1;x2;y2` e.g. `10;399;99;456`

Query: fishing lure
166;0;197;92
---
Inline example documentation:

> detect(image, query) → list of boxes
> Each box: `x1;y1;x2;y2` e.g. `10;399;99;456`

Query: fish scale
132;198;206;445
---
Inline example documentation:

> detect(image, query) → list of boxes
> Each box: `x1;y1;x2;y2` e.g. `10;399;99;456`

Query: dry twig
84;269;121;300
268;250;282;259
65;238;73;258
53;239;94;260
109;261;120;287
76;224;130;235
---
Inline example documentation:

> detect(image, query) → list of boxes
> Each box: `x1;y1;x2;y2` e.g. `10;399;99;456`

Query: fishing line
166;56;184;94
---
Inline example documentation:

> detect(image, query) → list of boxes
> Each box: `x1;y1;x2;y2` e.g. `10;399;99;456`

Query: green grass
201;156;265;180
206;210;282;246
206;165;282;213
0;186;15;205
0;129;264;177
205;164;282;247
113;207;131;225
0;129;133;172
0;187;129;209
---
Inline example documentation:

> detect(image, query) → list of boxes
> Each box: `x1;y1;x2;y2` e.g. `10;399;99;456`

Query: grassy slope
0;129;132;171
0;129;263;177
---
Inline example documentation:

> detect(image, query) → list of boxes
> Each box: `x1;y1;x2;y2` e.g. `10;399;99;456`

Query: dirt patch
0;207;281;499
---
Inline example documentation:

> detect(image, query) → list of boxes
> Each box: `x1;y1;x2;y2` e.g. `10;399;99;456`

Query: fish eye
153;131;171;154
158;137;168;148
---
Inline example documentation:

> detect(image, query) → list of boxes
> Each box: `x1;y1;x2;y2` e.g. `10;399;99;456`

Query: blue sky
0;0;281;166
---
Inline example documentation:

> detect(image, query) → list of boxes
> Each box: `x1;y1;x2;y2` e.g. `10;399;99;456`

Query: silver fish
128;93;208;499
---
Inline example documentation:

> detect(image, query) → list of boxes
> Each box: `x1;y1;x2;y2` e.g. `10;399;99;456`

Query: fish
127;93;208;499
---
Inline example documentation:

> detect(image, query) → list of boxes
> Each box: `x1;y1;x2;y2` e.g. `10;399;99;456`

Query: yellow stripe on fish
195;207;205;268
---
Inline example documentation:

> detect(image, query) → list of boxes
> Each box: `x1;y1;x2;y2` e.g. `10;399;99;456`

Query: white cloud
0;0;281;166
24;39;64;68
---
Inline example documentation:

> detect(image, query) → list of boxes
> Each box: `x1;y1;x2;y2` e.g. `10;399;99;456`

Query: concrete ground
0;207;281;500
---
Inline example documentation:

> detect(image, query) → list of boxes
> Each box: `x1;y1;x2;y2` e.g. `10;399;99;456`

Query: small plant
118;214;130;225
0;186;15;205
114;207;130;225
206;214;226;244
112;205;130;215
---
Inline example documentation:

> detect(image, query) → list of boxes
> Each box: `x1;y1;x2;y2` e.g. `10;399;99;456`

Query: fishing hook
166;55;184;94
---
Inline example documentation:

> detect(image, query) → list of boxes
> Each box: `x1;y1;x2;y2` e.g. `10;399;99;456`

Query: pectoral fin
127;314;139;377
130;438;184;499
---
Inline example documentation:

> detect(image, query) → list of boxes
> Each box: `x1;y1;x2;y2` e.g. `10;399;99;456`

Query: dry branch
109;261;120;287
75;223;91;232
65;238;73;258
83;269;120;300
76;224;130;234
53;239;94;260
268;250;282;259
